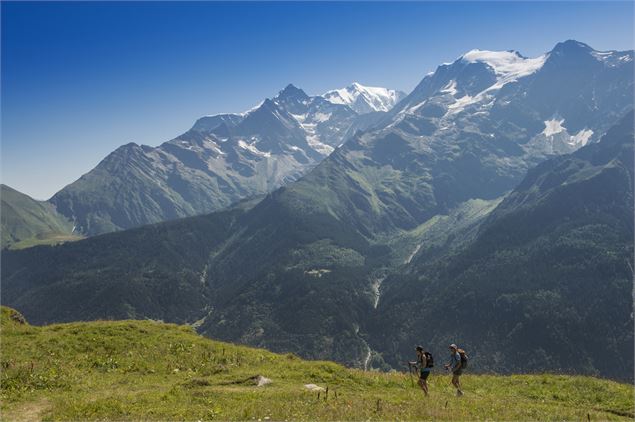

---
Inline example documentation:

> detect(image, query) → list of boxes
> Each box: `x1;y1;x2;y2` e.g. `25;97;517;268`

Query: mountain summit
278;83;309;100
323;82;406;114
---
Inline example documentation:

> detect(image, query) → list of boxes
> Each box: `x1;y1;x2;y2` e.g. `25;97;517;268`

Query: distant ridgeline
1;83;404;241
2;40;633;381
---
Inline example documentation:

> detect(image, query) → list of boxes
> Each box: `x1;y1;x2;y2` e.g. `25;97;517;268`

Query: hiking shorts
420;369;430;380
452;368;463;376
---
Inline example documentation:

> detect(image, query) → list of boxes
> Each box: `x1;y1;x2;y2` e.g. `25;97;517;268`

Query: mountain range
2;40;633;380
6;82;401;239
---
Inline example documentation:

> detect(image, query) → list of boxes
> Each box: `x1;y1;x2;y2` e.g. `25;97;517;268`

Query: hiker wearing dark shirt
409;345;432;396
444;343;464;396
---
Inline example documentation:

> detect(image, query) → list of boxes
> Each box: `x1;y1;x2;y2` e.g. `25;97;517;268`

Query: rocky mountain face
254;40;634;237
2;40;633;380
388;39;633;175
48;84;394;236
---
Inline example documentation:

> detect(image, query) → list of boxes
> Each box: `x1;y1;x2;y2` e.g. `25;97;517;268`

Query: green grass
1;306;633;421
7;233;84;250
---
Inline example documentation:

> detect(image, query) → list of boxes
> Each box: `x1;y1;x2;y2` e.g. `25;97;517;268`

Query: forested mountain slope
373;112;634;380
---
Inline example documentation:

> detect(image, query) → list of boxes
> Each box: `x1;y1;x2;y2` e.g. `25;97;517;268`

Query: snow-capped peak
431;49;548;115
460;49;547;82
322;82;405;114
276;84;309;100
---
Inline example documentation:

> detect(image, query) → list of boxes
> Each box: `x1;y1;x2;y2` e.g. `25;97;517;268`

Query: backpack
423;351;434;368
457;348;468;369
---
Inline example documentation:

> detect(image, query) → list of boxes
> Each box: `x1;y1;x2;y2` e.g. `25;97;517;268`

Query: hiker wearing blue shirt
409;345;433;396
444;343;465;396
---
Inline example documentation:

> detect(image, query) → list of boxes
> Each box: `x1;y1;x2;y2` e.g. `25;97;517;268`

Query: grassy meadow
1;307;632;421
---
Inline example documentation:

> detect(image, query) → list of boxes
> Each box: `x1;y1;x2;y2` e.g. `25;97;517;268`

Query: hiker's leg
418;378;428;396
419;371;430;396
452;374;460;389
452;375;462;396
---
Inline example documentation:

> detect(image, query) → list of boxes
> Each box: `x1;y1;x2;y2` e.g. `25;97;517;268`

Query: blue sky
2;1;633;199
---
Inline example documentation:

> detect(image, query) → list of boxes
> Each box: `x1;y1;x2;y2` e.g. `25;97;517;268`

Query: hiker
444;343;465;396
409;345;432;396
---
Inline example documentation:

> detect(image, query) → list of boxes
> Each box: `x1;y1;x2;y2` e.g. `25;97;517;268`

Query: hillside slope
0;184;81;249
1;206;245;325
374;112;634;380
2;307;632;421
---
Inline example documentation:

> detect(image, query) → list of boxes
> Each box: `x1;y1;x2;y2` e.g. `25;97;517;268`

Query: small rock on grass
304;383;325;392
256;375;272;387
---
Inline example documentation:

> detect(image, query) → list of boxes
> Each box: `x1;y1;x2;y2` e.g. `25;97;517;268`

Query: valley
2;39;633;384
3;2;634;420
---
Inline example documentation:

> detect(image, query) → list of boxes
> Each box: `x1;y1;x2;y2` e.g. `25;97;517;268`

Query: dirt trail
4;398;51;422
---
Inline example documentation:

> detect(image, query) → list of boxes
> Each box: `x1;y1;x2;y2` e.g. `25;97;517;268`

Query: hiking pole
405;362;415;387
